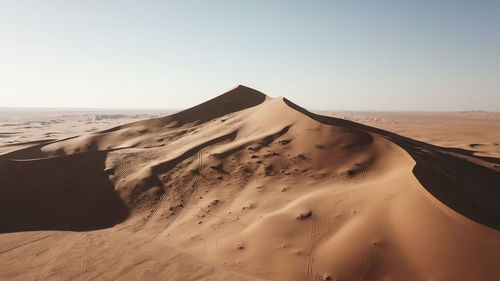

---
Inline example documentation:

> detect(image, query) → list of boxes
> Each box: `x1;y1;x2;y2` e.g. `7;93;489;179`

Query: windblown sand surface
0;109;173;154
1;86;499;281
318;110;500;159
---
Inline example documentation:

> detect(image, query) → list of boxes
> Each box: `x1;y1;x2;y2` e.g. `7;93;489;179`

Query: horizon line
0;106;497;114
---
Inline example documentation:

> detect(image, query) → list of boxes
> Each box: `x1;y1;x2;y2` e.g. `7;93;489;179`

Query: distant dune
317;110;500;159
0;85;499;281
0;109;173;154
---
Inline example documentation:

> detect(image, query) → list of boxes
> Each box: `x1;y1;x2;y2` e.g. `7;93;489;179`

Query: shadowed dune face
283;98;500;230
0;150;129;233
163;85;267;127
0;86;499;281
98;85;268;134
411;152;500;229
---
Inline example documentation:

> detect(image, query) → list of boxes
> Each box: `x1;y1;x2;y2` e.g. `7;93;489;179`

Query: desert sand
0;85;499;281
0;109;172;155
318;110;500;159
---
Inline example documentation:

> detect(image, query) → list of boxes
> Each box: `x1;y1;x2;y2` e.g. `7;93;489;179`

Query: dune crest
1;85;499;281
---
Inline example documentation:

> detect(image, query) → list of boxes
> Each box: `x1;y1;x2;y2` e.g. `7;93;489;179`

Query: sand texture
1;85;499;281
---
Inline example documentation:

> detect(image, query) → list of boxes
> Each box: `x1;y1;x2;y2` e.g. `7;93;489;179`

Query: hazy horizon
1;0;499;111
1;104;498;113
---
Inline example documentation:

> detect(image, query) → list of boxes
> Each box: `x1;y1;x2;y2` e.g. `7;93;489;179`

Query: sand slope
1;85;499;281
0;109;173;154
318;110;500;159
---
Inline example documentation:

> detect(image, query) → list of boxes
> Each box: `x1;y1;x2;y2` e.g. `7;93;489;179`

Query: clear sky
1;0;499;111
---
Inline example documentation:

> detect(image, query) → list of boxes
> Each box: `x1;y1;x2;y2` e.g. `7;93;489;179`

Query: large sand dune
1;85;499;281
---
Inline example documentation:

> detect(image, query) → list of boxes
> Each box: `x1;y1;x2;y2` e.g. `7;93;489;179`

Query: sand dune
0;109;172;154
1;85;499;281
319;110;500;159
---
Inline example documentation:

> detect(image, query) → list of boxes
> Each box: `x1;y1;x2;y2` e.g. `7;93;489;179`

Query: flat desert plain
1;86;499;281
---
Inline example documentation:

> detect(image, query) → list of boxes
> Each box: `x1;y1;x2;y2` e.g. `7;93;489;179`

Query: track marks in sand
139;156;197;229
37;232;104;280
78;232;104;274
135;189;154;220
152;149;205;239
0;234;54;255
305;200;344;281
141;182;172;227
38;244;59;281
352;243;381;281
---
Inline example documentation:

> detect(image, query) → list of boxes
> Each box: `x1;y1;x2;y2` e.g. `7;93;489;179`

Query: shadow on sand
0;149;129;233
284;98;500;230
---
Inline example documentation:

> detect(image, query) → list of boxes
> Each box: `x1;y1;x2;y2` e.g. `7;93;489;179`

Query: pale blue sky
1;0;499;110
